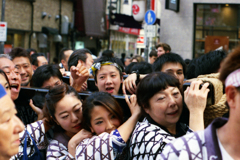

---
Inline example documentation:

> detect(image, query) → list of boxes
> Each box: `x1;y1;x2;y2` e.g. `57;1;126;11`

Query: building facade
0;0;73;62
160;0;240;59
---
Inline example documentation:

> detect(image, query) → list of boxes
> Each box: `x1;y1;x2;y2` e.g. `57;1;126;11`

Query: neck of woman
147;115;177;136
166;124;177;135
65;131;75;138
0;155;10;160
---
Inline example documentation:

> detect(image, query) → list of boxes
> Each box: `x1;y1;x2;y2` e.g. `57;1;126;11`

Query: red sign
118;27;140;36
132;4;140;15
0;24;5;27
137;36;144;44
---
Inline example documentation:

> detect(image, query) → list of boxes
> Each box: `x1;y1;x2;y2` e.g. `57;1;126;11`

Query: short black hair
149;50;157;57
32;64;62;88
125;62;137;74
136;72;180;110
26;48;37;55
59;47;71;62
9;47;31;62
94;56;125;83
186;50;227;79
130;62;153;74
152;52;186;76
31;53;46;66
102;50;114;58
68;48;92;70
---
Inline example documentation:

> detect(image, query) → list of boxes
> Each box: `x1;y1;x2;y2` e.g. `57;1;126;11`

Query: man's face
41;77;62;89
157;47;166;57
0;58;21;100
12;57;33;86
124;58;131;66
84;53;94;69
149;56;157;64
161;62;184;87
62;50;73;71
37;56;48;67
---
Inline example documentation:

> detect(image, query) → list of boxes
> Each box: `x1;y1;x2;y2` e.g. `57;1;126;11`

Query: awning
42;27;59;35
110;13;160;29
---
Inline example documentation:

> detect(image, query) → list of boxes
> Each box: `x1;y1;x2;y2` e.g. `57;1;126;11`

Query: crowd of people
0;42;238;160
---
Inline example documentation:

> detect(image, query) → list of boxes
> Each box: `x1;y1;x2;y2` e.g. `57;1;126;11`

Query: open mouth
11;84;20;92
106;87;114;93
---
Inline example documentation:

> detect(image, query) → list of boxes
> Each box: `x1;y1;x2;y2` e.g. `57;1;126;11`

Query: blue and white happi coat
11;120;47;159
160;117;229;160
47;130;74;160
129;118;192;160
75;129;126;160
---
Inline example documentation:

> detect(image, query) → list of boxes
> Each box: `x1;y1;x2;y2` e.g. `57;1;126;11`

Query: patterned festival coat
11;120;47;159
75;129;126;160
129;118;192;160
160;117;228;160
46;130;75;160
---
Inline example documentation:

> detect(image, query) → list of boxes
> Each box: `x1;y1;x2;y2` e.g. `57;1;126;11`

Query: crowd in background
0;42;239;160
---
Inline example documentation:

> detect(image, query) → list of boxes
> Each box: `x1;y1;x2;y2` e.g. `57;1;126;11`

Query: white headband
225;68;240;87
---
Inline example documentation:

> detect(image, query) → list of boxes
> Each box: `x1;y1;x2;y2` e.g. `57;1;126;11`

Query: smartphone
183;82;214;105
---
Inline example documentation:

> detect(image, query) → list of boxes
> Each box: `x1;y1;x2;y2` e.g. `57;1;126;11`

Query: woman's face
0;94;24;159
90;105;121;135
0;74;11;97
145;86;183;128
95;65;122;95
54;94;82;138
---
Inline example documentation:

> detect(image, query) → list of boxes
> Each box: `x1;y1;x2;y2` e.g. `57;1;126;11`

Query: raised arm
122;73;146;94
184;80;209;131
117;94;141;142
68;129;92;157
70;61;89;92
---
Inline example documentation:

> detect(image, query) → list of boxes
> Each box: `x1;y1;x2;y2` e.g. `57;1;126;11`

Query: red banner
118;27;140;35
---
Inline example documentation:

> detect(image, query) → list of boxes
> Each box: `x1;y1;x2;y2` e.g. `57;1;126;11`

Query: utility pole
0;0;6;54
107;0;112;50
144;0;151;62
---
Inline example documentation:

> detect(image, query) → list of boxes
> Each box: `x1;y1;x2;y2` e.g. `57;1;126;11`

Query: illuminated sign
165;0;180;12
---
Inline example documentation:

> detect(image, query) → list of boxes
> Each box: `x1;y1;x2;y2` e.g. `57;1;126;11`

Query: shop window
194;4;240;58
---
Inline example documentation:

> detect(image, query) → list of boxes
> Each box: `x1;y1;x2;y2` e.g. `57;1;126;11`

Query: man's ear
61;59;66;66
32;65;37;71
144;107;150;115
226;86;237;109
78;60;84;65
95;81;98;87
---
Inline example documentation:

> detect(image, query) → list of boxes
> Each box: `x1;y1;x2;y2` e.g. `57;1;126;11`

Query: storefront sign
137;36;144;44
0;22;7;42
118;27;140;36
165;0;180;12
132;1;145;22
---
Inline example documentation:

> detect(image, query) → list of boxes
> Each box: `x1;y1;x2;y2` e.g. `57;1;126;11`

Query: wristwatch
131;70;140;83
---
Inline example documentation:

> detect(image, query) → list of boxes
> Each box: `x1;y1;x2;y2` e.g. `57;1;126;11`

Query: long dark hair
43;83;80;126
82;92;123;132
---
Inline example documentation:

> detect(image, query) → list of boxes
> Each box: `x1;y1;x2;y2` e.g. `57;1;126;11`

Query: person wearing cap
0;84;24;160
160;46;240;160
